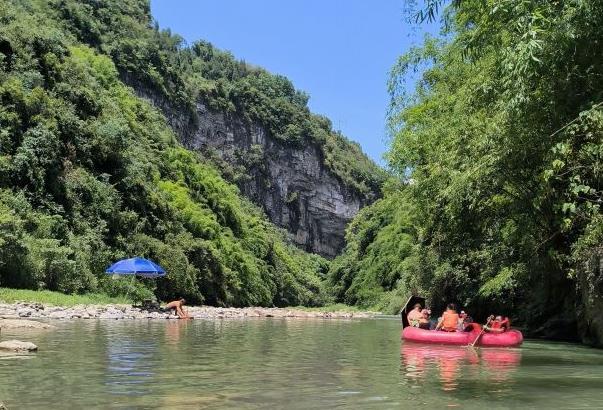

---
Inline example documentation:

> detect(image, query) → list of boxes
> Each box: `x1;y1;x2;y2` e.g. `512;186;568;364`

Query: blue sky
150;0;439;165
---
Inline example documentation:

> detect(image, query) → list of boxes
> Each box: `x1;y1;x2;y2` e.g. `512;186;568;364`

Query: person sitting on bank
407;303;424;327
165;298;190;319
436;303;460;332
485;315;510;333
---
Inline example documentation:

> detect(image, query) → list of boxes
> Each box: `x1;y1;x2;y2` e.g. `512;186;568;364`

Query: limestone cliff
128;76;374;257
182;103;367;258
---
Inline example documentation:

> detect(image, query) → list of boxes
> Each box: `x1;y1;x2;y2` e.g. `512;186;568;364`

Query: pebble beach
0;302;375;321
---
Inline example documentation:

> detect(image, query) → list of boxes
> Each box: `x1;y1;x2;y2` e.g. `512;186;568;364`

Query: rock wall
127;75;368;258
183;103;365;258
576;246;603;347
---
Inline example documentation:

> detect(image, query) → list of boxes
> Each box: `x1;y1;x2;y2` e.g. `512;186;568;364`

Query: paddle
469;317;492;348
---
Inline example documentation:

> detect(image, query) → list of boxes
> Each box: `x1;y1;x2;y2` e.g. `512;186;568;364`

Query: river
1;318;602;409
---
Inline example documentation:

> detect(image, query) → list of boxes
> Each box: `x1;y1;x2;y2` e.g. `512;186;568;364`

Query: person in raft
435;303;460;332
165;298;190;319
485;315;510;333
459;310;481;332
419;308;431;329
457;310;474;331
407;303;424;327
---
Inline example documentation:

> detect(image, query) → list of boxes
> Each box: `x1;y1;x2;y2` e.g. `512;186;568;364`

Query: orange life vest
441;311;459;331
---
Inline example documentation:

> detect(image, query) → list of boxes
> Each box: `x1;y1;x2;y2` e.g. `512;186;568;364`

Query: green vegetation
0;287;130;306
331;0;603;339
0;0;341;307
51;0;386;197
6;0;599;345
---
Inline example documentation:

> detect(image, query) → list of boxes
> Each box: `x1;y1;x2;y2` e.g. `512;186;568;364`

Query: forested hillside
330;0;603;345
4;0;601;346
0;0;383;306
51;0;385;197
50;0;387;257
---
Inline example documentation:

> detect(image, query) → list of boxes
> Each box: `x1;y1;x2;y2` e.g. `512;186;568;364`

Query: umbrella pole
124;275;135;305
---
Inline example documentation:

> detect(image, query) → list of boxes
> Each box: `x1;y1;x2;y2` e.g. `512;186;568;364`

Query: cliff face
126;76;372;258
184;103;365;258
576;247;603;347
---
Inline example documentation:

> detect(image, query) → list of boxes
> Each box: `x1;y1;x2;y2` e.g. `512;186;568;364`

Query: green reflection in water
1;318;602;409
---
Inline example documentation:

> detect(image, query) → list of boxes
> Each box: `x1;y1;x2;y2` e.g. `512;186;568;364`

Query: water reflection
481;348;522;382
165;319;190;346
105;336;158;396
401;343;521;392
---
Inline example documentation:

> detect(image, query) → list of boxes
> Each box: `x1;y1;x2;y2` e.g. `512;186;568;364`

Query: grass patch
0;289;380;312
0;288;132;306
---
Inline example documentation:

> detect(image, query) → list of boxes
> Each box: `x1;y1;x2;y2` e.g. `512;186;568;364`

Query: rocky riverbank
0;302;375;320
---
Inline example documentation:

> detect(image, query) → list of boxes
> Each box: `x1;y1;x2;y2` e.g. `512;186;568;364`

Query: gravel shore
0;302;374;321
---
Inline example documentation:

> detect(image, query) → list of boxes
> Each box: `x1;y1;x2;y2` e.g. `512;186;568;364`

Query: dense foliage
51;0;386;197
0;0;333;306
331;0;603;336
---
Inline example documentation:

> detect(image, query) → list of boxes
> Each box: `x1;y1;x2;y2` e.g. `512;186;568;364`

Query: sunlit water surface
1;318;602;409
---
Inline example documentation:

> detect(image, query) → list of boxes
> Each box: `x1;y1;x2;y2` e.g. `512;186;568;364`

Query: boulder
20;302;44;311
17;307;34;317
48;311;67;319
0;340;38;352
99;309;124;319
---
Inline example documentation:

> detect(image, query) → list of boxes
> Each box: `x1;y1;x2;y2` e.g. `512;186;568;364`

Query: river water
1;318;602;409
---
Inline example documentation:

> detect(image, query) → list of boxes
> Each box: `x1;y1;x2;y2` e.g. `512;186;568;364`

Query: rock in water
0;340;38;352
0;319;54;329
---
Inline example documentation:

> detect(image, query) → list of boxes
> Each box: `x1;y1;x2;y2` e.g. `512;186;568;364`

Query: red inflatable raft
402;326;523;347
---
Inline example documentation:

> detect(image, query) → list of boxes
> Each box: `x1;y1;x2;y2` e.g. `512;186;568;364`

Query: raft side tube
401;327;523;347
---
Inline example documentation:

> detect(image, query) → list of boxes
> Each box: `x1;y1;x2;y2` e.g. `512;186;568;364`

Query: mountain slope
0;0;331;306
50;0;387;257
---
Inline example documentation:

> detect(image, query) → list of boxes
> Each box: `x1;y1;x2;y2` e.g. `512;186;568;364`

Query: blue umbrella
105;257;166;278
